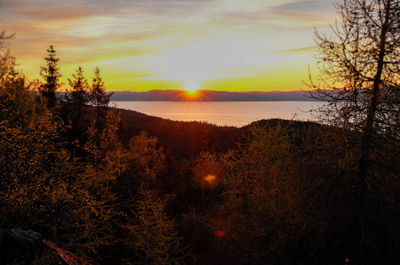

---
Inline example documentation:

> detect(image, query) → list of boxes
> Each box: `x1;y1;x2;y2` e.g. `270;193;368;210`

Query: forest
1;0;400;264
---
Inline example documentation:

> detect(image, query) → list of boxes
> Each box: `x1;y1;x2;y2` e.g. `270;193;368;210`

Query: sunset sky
1;0;337;92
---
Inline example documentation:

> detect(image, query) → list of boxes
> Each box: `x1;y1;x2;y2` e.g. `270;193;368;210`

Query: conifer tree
117;131;165;202
0;59;111;258
310;0;400;262
67;67;89;106
124;190;187;265
63;67;90;154
90;67;112;130
91;67;111;110
218;125;301;264
40;45;61;109
84;109;127;191
311;0;400;190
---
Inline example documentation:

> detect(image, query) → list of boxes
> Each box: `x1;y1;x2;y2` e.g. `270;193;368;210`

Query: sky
0;0;337;92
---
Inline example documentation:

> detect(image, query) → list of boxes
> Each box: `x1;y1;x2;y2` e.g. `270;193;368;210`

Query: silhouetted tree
310;0;400;263
40;45;61;109
90;67;112;132
0;58;114;259
67;67;89;106
63;67;90;155
312;0;400;185
91;68;111;109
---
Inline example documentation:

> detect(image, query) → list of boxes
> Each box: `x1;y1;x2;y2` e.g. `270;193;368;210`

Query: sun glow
184;81;201;92
184;90;198;98
1;0;337;92
182;82;201;98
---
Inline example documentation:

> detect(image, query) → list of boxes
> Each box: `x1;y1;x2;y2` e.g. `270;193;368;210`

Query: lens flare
210;217;228;239
199;174;219;189
214;229;226;238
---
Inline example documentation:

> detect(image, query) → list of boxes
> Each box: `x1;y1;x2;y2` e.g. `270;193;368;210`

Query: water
113;101;325;127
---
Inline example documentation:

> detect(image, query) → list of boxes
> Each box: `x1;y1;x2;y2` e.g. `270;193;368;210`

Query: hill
117;107;320;160
111;90;319;101
117;108;240;160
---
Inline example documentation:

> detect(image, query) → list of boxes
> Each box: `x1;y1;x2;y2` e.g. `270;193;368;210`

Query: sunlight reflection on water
114;101;325;127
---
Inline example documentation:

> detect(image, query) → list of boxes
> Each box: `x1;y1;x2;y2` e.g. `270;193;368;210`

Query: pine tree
0;59;109;258
90;67;111;110
39;45;61;109
67;67;89;106
90;67;112;130
63;67;90;154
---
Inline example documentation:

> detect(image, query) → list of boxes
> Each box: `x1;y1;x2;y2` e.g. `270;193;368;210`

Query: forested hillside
1;0;400;264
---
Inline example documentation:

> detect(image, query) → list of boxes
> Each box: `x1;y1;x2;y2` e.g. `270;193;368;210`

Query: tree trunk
357;0;391;261
358;0;390;198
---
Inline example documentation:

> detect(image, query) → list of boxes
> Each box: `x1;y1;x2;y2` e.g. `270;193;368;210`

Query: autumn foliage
1;1;400;263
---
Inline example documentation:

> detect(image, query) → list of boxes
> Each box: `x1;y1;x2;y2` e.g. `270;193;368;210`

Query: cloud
273;46;317;54
270;0;335;25
0;0;332;91
271;0;335;13
13;6;102;21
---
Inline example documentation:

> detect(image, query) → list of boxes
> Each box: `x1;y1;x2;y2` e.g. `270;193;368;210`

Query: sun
184;82;201;93
182;82;202;98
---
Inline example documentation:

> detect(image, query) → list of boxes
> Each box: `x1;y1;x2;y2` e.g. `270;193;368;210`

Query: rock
0;229;90;265
0;229;45;264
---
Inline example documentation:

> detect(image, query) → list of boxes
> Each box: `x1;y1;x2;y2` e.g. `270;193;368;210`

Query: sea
113;101;325;127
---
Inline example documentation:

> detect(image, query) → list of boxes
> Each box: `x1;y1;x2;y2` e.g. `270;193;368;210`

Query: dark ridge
117;108;241;160
116;107;321;160
110;90;321;102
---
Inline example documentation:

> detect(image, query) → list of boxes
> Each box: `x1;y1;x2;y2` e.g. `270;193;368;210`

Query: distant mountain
110;90;319;101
